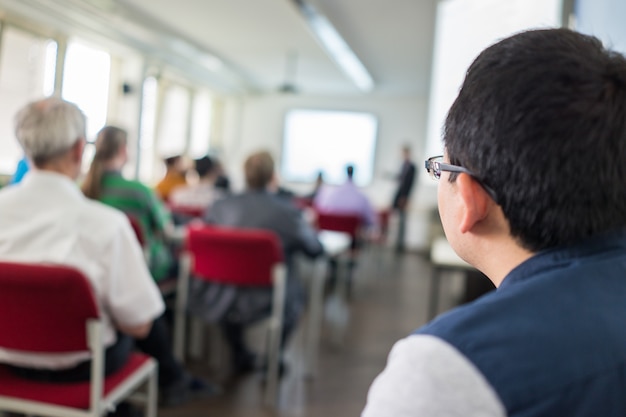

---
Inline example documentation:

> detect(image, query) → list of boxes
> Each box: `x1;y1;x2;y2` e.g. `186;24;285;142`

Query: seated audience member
0;98;216;413
362;29;626;416
82;126;176;282
155;154;187;201
214;160;232;194
314;165;378;292
306;170;324;201
169;155;224;212
197;150;323;374
268;170;297;201
9;155;29;185
314;164;378;234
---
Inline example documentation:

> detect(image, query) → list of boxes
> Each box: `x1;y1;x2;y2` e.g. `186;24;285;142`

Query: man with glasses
362;28;626;416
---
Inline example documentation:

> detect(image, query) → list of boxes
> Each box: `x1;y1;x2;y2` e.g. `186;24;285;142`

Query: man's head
442;28;626;253
194;155;215;179
14;97;86;176
346;165;354;180
164;155;185;174
402;145;411;161
94;126;127;164
244;151;275;190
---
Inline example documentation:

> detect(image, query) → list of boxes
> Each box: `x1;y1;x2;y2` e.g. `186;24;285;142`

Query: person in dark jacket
197;150;323;374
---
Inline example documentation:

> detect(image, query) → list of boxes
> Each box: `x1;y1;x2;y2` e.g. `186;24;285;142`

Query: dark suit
195;190;323;366
392;160;416;252
392;160;416;209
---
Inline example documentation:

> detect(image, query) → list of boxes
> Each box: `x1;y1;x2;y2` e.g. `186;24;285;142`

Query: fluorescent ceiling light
294;0;374;92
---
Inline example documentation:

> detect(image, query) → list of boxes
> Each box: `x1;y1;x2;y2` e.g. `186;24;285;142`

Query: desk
304;230;351;377
429;237;474;320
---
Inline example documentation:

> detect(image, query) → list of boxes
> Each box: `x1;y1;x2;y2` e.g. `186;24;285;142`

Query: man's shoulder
81;197;131;228
105;175;153;195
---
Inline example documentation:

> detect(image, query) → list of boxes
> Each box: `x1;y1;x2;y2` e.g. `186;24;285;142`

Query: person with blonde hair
82;125;175;282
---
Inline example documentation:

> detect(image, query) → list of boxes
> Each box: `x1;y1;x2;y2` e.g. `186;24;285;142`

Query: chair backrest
186;226;283;287
0;262;99;352
168;204;205;220
377;208;391;239
127;215;146;246
315;211;362;239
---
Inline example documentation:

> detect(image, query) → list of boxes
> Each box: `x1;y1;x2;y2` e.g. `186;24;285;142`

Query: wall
575;0;626;53
216;93;437;250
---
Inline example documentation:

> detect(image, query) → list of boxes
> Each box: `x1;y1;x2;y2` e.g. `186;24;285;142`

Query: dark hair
444;28;626;252
244;151;274;190
194;155;214;178
164;155;180;167
82;126;127;200
346;165;354;179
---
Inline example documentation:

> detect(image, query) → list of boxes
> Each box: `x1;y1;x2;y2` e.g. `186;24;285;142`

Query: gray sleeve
361;334;505;417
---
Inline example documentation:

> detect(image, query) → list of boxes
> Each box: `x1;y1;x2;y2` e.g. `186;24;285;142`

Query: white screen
281;109;378;186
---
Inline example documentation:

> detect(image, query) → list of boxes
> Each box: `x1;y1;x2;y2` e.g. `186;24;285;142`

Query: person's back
82;126;174;282
100;171;173;281
155;155;187;201
362;29;626;417
0;170;158;369
210;190;321;261
202;150;322;375
314;165;377;228
0;100;218;409
169;155;224;210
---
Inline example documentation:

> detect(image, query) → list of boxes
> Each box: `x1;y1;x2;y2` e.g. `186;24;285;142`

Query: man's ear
71;138;85;163
457;173;491;233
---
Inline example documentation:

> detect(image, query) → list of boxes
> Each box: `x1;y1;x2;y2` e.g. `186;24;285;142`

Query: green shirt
99;171;173;281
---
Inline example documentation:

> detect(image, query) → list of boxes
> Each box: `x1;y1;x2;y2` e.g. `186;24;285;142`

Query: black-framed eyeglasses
424;155;498;202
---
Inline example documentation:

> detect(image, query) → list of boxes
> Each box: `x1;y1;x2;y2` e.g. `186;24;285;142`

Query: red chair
127;215;178;296
127;215;150;261
0;262;158;417
167;204;206;220
377;208;391;243
173;225;286;406
315;211;363;241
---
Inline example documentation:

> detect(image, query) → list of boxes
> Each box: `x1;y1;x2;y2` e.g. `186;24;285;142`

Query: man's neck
468;236;535;287
35;163;78;181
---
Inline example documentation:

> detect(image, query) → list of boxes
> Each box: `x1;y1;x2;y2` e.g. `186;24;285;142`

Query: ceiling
118;0;438;96
0;0;438;96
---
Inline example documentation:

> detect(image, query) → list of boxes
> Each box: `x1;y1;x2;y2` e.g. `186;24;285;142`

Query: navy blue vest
417;232;626;416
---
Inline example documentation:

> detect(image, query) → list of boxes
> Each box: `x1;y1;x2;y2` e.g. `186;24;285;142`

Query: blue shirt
10;157;29;185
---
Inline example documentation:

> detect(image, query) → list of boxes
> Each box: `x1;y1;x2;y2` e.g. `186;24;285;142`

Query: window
0;26;57;174
189;90;212;158
62;40;111;141
157;84;189;158
281;109;378;186
138;76;158;182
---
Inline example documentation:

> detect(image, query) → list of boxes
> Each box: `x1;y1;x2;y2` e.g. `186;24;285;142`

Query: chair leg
328;255;350;347
146;368;158;417
265;265;286;407
188;317;205;359
304;257;328;378
173;255;192;361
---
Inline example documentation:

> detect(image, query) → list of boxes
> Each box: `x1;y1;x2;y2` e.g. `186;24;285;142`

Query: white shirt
0;171;165;369
362;335;505;417
169;182;222;209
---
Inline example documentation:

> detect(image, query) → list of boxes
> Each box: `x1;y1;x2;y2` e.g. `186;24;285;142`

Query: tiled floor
158;249;461;417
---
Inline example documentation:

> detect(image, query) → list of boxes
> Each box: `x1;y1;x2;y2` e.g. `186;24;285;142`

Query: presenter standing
391;144;415;253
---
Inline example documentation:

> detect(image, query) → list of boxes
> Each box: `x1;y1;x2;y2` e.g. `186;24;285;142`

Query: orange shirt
155;172;187;201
